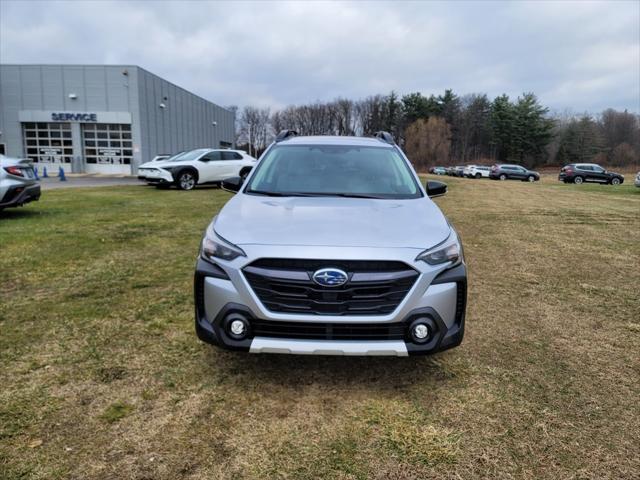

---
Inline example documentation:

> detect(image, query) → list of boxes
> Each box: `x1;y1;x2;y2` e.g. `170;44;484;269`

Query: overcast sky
1;0;639;114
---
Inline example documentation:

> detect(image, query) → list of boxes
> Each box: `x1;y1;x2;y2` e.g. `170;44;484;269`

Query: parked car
194;130;467;357
138;148;257;190
635;172;640;188
489;164;540;182
431;166;447;175
464;165;491;178
0;155;41;211
558;163;624;185
449;165;465;177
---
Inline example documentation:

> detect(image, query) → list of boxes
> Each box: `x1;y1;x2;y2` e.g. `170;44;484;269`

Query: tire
610;177;621;185
475;173;481;179
177;170;197;191
573;176;584;185
527;175;535;182
499;174;507;181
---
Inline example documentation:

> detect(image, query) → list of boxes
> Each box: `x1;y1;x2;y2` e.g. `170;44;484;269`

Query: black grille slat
244;259;418;316
251;319;406;340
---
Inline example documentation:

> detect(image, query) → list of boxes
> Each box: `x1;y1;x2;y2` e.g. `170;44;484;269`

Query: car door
197;150;222;182
591;165;607;183
516;166;529;179
221;151;245;177
576;164;593;181
504;166;518;179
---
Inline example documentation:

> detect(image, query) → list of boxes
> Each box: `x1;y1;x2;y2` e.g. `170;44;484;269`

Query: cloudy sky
1;0;638;113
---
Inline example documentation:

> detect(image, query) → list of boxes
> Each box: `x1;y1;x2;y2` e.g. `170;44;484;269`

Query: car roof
277;135;394;148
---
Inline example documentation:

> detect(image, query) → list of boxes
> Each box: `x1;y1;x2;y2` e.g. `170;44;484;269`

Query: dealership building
0;64;235;174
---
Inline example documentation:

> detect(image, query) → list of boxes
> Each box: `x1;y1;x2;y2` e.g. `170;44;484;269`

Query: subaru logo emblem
312;268;348;287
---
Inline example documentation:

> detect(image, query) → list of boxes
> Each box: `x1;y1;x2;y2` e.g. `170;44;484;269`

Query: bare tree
404;117;452;171
238;106;271;156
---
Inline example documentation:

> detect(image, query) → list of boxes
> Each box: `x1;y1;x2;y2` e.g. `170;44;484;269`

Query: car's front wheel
527;175;535;182
475;173;481;179
499;174;507;181
573;176;584;184
177;170;197;191
610;177;621;185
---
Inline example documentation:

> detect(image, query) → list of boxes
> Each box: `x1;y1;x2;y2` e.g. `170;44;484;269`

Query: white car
464;165;491;178
138;149;257;190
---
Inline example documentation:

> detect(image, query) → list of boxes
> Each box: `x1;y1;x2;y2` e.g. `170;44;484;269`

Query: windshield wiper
247;190;317;197
303;192;387;199
247;190;387;199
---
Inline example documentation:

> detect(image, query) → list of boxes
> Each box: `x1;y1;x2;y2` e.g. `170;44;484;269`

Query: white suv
464;165;490;178
138;149;257;190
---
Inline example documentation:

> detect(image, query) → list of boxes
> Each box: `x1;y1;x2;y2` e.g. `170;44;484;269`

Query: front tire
610;177;621;185
475;173;481;179
177;171;197;191
527;175;535;182
499;174;507;181
573;176;584;185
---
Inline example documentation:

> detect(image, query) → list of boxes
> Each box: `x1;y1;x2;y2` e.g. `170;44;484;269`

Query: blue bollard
59;167;67;181
34;166;39;180
43;166;49;178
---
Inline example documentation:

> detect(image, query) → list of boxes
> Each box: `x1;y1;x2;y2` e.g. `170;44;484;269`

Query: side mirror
426;180;447;198
221;176;242;193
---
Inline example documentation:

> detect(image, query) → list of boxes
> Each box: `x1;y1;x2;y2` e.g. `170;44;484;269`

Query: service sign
51;112;98;122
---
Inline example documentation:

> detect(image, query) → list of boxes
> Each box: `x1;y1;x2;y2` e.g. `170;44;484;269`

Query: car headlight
416;230;463;267
201;222;246;262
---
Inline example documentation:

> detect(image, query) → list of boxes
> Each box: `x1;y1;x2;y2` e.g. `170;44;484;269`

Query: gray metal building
0;64;235;174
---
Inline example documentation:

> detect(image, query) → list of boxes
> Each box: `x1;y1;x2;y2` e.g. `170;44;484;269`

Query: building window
21;123;73;164
82;123;132;165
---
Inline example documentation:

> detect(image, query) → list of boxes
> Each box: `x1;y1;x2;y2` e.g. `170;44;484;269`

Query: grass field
1;176;639;479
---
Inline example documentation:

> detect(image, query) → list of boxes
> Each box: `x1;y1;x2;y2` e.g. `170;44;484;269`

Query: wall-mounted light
212;121;218;126
68;93;78;100
159;103;166;109
122;69;129;76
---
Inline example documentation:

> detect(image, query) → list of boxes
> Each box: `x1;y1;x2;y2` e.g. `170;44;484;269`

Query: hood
214;193;451;249
139;160;179;169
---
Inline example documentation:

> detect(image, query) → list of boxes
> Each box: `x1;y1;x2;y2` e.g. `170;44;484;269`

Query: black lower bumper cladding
195;259;467;356
0;184;41;208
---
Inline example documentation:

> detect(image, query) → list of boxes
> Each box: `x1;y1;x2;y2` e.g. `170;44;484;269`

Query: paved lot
39;176;142;190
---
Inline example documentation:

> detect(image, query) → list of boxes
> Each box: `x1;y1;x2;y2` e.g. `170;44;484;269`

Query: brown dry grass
1;176;639;479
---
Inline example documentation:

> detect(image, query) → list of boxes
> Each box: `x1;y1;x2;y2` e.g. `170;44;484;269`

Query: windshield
168;149;209;162
245;144;422;199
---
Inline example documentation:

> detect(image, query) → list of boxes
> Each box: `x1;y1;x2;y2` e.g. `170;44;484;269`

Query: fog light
413;323;429;341
230;319;246;336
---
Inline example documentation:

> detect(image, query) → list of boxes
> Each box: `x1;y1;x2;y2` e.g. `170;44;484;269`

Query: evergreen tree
489;94;515;161
512;93;555;164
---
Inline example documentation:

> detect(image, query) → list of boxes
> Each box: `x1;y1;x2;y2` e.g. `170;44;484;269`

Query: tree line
234;91;639;170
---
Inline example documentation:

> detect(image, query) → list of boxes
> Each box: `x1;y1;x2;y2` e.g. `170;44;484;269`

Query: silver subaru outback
194;131;467;356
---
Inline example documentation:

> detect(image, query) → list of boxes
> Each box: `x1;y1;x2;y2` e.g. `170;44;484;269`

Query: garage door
82;123;133;174
22;122;73;173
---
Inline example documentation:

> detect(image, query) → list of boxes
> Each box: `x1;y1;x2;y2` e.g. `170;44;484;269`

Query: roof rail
275;129;298;142
374;131;395;145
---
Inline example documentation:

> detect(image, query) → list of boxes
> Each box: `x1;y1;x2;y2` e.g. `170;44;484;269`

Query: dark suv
489;164;540;182
558;163;624;185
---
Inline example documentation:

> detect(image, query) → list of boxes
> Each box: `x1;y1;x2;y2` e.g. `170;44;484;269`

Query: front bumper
138;169;174;183
194;252;467;356
0;183;41;209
